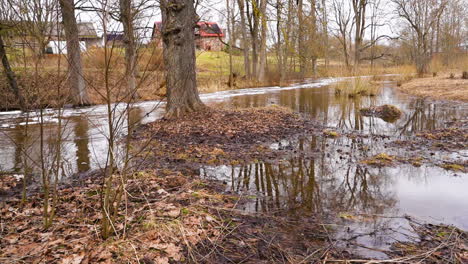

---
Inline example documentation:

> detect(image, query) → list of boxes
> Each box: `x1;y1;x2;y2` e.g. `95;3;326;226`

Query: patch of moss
440;163;465;172
323;130;340;138
362;153;395;167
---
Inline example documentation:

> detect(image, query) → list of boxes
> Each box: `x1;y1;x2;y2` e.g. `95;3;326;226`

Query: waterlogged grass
440;163;465;172
362;153;395;167
334;77;380;97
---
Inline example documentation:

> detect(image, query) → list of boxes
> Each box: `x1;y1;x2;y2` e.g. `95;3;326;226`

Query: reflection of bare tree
12;127;26;173
229;136;396;217
70;116;91;173
398;99;434;135
399;98;465;135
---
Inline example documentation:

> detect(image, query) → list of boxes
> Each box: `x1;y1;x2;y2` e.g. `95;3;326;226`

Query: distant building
459;42;468;52
152;21;225;51
104;32;125;46
46;40;87;54
3;21;101;51
51;22;101;48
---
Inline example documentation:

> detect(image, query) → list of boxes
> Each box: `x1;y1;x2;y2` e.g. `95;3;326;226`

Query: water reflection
70;116;91;173
201;136;397;217
200;133;468;257
227;83;466;135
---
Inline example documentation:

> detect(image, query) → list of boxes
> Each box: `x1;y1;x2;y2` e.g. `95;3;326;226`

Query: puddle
200;134;468;258
1;77;467;258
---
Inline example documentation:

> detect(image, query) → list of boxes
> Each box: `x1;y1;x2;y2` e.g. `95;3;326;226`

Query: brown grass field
399;72;468;102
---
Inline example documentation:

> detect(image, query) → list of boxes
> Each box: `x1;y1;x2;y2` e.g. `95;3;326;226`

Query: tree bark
257;0;267;81
59;0;90;106
246;0;260;78
310;0;318;77
297;0;307;79
227;0;234;87
0;33;26;110
160;0;204;118
237;0;251;79
276;0;284;84
321;0;329;69
352;0;367;70
120;0;138;100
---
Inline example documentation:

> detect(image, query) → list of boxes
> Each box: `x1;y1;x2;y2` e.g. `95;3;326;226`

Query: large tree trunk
247;0;260;78
59;0;90;106
160;0;204;118
257;0;267;81
297;0;307;79
227;0;234;87
284;0;294;75
416;34;430;77
237;0;251;79
119;0;138;100
310;0;317;77
352;0;366;70
276;0;284;84
321;0;329;69
0;33;26;110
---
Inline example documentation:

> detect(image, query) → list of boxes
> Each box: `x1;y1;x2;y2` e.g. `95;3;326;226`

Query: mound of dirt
360;104;403;122
132;106;321;171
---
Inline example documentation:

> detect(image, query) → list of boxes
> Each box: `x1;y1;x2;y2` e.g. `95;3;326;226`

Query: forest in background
0;0;467;110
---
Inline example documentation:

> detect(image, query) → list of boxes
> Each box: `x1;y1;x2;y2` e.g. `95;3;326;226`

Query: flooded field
1;77;467;258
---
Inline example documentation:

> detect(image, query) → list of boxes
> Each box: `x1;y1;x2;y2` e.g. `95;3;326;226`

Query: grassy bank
1;47;419;110
399;72;468;102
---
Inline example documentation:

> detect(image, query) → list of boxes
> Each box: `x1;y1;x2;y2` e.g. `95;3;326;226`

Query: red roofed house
152;21;225;51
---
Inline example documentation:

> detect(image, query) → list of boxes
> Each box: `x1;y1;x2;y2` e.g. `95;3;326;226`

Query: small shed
45;41;87;54
51;22;102;48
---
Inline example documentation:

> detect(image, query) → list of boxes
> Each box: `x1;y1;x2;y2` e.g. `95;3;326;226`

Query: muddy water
200;80;468;258
1;78;467;257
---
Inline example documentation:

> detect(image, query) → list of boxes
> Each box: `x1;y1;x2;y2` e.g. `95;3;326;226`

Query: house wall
81;38;102;48
151;36;224;51
195;37;224;51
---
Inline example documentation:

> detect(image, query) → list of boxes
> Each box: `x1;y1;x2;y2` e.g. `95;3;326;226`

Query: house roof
152;21;224;38
51;22;99;39
197;22;224;37
105;32;124;42
0;21;99;39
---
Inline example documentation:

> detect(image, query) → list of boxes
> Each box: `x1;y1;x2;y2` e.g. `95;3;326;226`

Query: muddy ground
1;106;467;263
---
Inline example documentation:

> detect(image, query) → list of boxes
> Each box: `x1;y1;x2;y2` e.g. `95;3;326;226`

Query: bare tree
237;0;251;79
59;0;90;105
160;0;204;117
297;0;307;77
246;0;261;78
226;0;234;87
437;0;467;66
257;0;268;81
392;0;448;76
331;0;353;69
275;0;284;83
0;26;26;109
120;0;138;99
351;0;368;68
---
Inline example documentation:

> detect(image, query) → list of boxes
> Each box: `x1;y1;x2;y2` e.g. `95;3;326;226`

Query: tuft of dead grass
334;77;380;97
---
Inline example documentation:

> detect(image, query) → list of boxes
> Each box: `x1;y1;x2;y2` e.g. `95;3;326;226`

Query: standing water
0;77;467;258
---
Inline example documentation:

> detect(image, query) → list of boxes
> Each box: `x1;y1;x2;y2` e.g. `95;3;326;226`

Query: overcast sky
76;0;399;44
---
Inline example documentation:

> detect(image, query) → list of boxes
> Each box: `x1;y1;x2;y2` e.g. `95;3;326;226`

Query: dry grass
399;72;468;102
334;77;380;97
319;64;416;78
